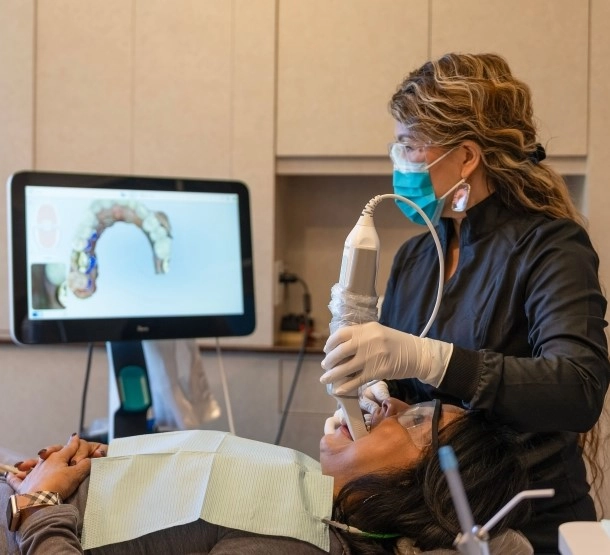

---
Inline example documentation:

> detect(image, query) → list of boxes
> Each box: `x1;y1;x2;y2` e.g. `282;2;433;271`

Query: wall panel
277;0;429;156
133;0;232;178
36;0;132;172
431;0;588;156
0;0;35;334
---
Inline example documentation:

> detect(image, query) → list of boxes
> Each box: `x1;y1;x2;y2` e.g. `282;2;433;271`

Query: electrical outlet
274;260;285;306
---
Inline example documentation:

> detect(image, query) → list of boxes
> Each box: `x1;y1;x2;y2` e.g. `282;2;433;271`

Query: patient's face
319;398;463;495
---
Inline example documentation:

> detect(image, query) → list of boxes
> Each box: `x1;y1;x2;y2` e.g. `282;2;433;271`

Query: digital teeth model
68;199;172;298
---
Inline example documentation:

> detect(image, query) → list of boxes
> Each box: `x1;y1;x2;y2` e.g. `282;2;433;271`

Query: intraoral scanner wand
327;195;445;440
327;385;371;440
328;212;380;440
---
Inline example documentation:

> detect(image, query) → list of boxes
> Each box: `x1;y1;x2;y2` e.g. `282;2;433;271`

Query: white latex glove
359;381;390;414
320;321;453;395
324;410;343;435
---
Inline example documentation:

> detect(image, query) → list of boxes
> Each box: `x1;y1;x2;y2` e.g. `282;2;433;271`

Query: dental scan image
25;186;244;321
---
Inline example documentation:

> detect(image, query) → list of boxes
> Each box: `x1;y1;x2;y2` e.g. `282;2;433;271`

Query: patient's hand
7;434;92;499
38;438;107;464
12;438;107;484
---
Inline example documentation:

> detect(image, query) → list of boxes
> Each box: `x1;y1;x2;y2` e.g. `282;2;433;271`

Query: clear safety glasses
388;141;430;167
396;399;442;451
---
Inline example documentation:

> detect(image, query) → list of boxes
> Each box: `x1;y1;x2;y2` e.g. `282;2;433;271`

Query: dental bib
81;430;333;551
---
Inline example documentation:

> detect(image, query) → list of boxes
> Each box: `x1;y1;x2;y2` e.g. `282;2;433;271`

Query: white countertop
559;521;610;554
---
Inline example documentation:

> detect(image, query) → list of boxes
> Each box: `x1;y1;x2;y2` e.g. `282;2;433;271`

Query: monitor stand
106;340;156;441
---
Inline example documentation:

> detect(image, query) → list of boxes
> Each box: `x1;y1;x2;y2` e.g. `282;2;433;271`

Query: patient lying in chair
1;398;534;554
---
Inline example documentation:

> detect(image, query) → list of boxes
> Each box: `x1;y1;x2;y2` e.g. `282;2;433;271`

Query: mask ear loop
424;145;456;171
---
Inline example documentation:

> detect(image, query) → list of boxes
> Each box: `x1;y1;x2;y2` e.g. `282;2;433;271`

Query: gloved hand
360;380;390;414
323;407;372;435
323;381;387;435
320;321;453;395
324;410;343;435
324;408;372;435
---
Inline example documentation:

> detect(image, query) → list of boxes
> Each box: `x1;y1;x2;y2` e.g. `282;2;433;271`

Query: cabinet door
0;0;34;335
36;0;133;172
277;0;429;157
133;0;232;177
431;0;588;156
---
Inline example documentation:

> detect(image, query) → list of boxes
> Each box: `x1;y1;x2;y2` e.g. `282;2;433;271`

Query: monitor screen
7;171;255;344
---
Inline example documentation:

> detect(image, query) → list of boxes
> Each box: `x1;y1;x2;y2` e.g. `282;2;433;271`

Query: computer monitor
7;171;255;344
7;171;256;439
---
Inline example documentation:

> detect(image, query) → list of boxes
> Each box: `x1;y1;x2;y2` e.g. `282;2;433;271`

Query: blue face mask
392;148;468;226
393;168;444;226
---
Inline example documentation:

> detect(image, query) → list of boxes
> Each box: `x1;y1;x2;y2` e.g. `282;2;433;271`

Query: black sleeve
439;221;610;432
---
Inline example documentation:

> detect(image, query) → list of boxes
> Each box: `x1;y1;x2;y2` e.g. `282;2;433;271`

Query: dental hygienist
320;52;610;554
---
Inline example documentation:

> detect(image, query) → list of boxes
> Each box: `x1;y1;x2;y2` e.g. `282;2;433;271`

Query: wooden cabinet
277;0;588;159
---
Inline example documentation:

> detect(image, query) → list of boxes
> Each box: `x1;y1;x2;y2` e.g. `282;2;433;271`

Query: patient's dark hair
332;411;531;554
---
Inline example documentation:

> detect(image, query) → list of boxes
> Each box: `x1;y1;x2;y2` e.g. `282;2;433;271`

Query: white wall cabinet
132;1;233;178
430;0;588;157
35;0;276;177
0;0;35;337
36;0;133;174
276;0;429;157
277;0;588;159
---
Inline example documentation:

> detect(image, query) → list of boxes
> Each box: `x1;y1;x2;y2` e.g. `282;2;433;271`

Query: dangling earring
451;179;470;212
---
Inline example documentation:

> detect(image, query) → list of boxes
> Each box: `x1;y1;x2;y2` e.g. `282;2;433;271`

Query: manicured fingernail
99;450;107;457
13;461;23;468
37;449;47;456
70;432;77;437
69;460;77;466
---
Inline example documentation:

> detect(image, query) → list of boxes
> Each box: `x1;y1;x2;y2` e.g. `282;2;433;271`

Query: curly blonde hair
389;52;583;225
